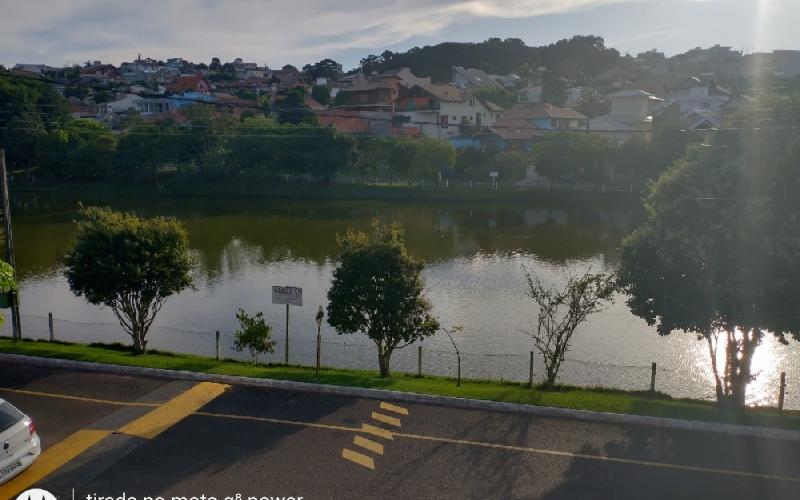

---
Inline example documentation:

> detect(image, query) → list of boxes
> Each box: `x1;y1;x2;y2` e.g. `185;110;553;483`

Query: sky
0;0;797;70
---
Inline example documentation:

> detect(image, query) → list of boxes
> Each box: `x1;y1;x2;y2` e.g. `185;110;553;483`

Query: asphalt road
1;360;799;500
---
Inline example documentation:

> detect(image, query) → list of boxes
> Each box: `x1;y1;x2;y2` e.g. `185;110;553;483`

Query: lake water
4;191;797;409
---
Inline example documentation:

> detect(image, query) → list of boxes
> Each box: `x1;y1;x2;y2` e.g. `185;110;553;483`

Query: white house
667;77;731;115
588;90;663;144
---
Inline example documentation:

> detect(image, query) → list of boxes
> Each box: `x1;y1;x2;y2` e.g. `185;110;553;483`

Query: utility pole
0;149;21;341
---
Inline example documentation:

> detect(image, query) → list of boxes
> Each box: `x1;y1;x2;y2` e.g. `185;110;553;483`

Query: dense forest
359;36;625;82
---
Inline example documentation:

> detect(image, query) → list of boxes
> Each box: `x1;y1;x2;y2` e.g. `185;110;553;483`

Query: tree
532;133;612;182
0;260;16;328
617;131;800;408
303;59;341;80
311;85;331;106
64;207;194;354
233;309;275;366
524;271;616;388
542;76;567;106
327;221;439;377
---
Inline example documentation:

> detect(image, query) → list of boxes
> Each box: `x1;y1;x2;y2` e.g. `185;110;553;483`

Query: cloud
0;0;625;67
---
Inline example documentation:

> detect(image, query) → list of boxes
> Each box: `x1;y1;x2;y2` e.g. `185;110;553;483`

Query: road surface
1;360;799;500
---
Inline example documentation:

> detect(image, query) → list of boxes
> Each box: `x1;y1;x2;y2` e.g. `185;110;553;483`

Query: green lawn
1;337;798;431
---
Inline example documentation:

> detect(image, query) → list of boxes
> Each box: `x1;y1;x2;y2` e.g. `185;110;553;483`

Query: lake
4;190;797;409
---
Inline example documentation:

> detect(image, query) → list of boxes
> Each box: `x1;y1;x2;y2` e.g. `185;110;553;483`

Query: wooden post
528;351;535;388
457;356;461;387
649;362;657;398
779;372;786;412
284;303;290;364
215;331;220;361
315;324;321;382
0;149;21;341
48;313;54;342
417;345;422;377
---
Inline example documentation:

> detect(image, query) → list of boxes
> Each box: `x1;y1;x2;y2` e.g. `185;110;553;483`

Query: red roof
315;110;370;134
489;118;541;140
169;74;210;92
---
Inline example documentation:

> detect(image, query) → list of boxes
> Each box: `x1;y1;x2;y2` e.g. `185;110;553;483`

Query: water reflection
6;191;795;409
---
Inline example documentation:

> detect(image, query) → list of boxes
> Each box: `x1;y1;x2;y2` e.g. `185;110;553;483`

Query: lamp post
315;305;324;381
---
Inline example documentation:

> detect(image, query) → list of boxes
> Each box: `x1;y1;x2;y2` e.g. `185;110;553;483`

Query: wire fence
2;313;793;410
329;175;642;194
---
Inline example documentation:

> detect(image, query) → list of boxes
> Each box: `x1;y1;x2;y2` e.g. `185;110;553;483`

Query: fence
2;313;793;411
274;173;644;194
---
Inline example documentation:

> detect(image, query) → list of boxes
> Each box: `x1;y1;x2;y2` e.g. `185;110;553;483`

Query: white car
0;398;41;485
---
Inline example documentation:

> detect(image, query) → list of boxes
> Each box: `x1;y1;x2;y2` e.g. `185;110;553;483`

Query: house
483;118;541;151
11;63;54;76
588;90;663;144
500;103;587;131
667;77;731;115
395;82;501;140
336;77;399;111
451;66;501;90
168;74;212;95
79;64;119;84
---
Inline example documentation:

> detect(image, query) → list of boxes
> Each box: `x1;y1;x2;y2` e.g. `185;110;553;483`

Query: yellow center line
0;387;160;407
119;382;228;440
194;410;800;484
0;429;111;498
371;412;402;427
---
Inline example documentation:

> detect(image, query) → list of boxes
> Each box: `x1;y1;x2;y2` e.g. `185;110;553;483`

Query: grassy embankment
1;337;798;431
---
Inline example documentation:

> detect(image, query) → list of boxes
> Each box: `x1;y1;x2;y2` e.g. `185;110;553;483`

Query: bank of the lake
10;177;642;204
1;338;798;432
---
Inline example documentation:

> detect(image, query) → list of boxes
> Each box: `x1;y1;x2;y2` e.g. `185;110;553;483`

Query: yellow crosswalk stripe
341;448;375;469
379;401;409;415
361;423;394;440
353;435;384;455
0;429;111;498
371;412;402;427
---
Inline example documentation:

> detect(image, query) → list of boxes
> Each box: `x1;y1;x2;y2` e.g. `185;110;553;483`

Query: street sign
489;171;499;178
272;286;303;306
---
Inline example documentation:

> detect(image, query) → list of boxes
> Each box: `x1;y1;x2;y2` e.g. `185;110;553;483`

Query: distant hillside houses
9;43;790;148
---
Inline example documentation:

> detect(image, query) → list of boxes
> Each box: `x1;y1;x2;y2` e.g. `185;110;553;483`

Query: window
469;98;475;107
551;119;559;128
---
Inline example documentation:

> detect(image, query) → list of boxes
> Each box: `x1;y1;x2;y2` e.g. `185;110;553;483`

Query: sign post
272;286;303;364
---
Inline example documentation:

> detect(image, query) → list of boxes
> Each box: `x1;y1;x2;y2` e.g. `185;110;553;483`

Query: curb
2;352;799;442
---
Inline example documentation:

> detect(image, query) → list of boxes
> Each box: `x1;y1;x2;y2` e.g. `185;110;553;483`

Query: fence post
215;331;220;361
649;362;657;398
779;372;786;412
48;313;54;342
528;351;534;388
417;345;422;377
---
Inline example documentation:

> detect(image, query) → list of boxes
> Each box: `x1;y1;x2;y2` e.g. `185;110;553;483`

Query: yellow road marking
0;429;110;498
195;410;800;484
342;448;375;469
354;435;384;455
361;423;394;441
372;412;402;427
119;382;228;439
380;402;409;415
0;387;159;407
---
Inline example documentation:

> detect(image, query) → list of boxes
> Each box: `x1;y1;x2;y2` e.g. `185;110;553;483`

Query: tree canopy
64;207;194;353
617;130;800;407
327;221;439;377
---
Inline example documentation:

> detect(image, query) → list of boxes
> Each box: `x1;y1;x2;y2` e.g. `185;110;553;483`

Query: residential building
500;103;587;131
451;66;501;90
667;77;731;115
588;90;663;144
168;74;212;94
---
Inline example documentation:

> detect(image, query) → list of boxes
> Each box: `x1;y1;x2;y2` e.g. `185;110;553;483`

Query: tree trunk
377;345;392;378
131;323;148;355
717;328;761;409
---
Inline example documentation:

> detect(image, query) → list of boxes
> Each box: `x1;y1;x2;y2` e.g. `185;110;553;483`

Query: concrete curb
3;352;799;442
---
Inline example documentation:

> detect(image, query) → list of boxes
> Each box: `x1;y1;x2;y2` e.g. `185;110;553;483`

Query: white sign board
272;286;303;306
489;171;499;178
